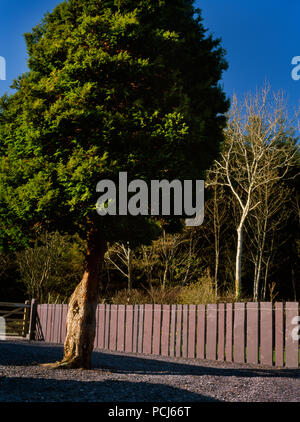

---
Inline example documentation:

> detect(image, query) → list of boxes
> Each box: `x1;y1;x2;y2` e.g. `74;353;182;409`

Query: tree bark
235;225;243;299
127;245;132;292
162;260;168;290
44;230;107;369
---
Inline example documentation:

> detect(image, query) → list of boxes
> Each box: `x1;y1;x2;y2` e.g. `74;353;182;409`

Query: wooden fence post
28;299;37;340
22;300;30;338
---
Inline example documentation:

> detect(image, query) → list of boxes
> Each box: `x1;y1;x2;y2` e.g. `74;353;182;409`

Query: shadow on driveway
0;340;299;380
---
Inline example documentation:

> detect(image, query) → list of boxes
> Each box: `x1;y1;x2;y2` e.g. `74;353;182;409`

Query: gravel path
0;340;299;402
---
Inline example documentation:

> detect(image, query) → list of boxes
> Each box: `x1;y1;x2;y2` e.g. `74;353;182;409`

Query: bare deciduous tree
16;232;64;302
207;85;299;299
246;179;293;300
203;180;231;299
105;242;134;291
15;232;84;302
0;253;10;279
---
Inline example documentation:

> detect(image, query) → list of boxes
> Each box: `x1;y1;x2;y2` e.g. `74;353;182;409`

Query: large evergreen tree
0;0;229;368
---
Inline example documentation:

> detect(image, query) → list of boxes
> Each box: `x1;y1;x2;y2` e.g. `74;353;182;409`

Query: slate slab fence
36;302;299;368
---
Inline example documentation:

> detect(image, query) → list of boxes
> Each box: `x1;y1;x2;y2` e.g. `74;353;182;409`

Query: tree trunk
262;256;271;301
127;246;132;292
213;185;220;301
44;230;107;369
214;251;219;301
162;261;168;290
235;225;243;299
253;252;263;302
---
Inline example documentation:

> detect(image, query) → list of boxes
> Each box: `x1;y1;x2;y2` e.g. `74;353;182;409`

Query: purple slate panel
169;305;176;357
55;304;60;343
38;305;46;341
109;305;118;351
104;305;110;350
246;302;259;365
49;305;54;343
196;305;205;359
206;304;217;361
143;304;153;355
125;305;133;353
225;303;233;362
132;305;139;353
188;305;196;359
61;305;68;344
274;302;284;367
94;304;99;348
55;305;62;344
52;305;57;343
97;305;105;350
182;305;188;358
233;302;245;364
260;302;273;366
45;305;50;343
176;305;182;357
44;305;50;343
36;305;40;339
138;305;144;353
161;305;170;357
42;305;47;340
285;302;299;368
217;304;225;361
117;305;125;352
152;305;162;355
54;305;60;343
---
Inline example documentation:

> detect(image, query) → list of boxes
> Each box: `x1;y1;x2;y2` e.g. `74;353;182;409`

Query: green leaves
0;0;229;250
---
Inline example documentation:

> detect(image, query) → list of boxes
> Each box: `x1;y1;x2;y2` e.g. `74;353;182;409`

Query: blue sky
0;0;299;118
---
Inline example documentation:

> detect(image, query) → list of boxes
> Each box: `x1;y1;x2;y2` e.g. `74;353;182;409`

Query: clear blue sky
0;0;299;118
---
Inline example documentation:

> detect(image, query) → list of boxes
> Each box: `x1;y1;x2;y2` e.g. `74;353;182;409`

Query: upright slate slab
274;302;284;367
246;302;259;365
169;305;177;357
196;304;205;359
225;303;233;362
233;302;245;364
117;305;125;352
143;304;153;355
188;305;196;359
260;302;273;366
125;305;133;353
152;304;162;355
206;304;217;361
218;304;225;361
285;302;299;368
161;305;170;356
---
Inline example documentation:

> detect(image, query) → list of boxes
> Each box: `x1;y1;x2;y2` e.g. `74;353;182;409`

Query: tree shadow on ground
0;376;219;402
0;340;299;380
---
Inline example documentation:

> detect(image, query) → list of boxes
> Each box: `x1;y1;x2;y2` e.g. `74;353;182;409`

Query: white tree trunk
235;225;243;299
127;246;132;291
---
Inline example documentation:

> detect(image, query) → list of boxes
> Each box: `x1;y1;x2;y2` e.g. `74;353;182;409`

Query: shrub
109;289;149;305
179;275;216;304
145;286;182;304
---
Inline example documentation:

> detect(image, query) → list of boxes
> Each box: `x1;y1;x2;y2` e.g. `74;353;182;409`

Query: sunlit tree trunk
46;230;107;369
235;224;243;300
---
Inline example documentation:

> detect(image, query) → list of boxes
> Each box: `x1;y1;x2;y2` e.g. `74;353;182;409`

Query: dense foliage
0;0;228;253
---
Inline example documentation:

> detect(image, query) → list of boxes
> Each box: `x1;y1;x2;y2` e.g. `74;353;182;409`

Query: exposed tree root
40;357;88;370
